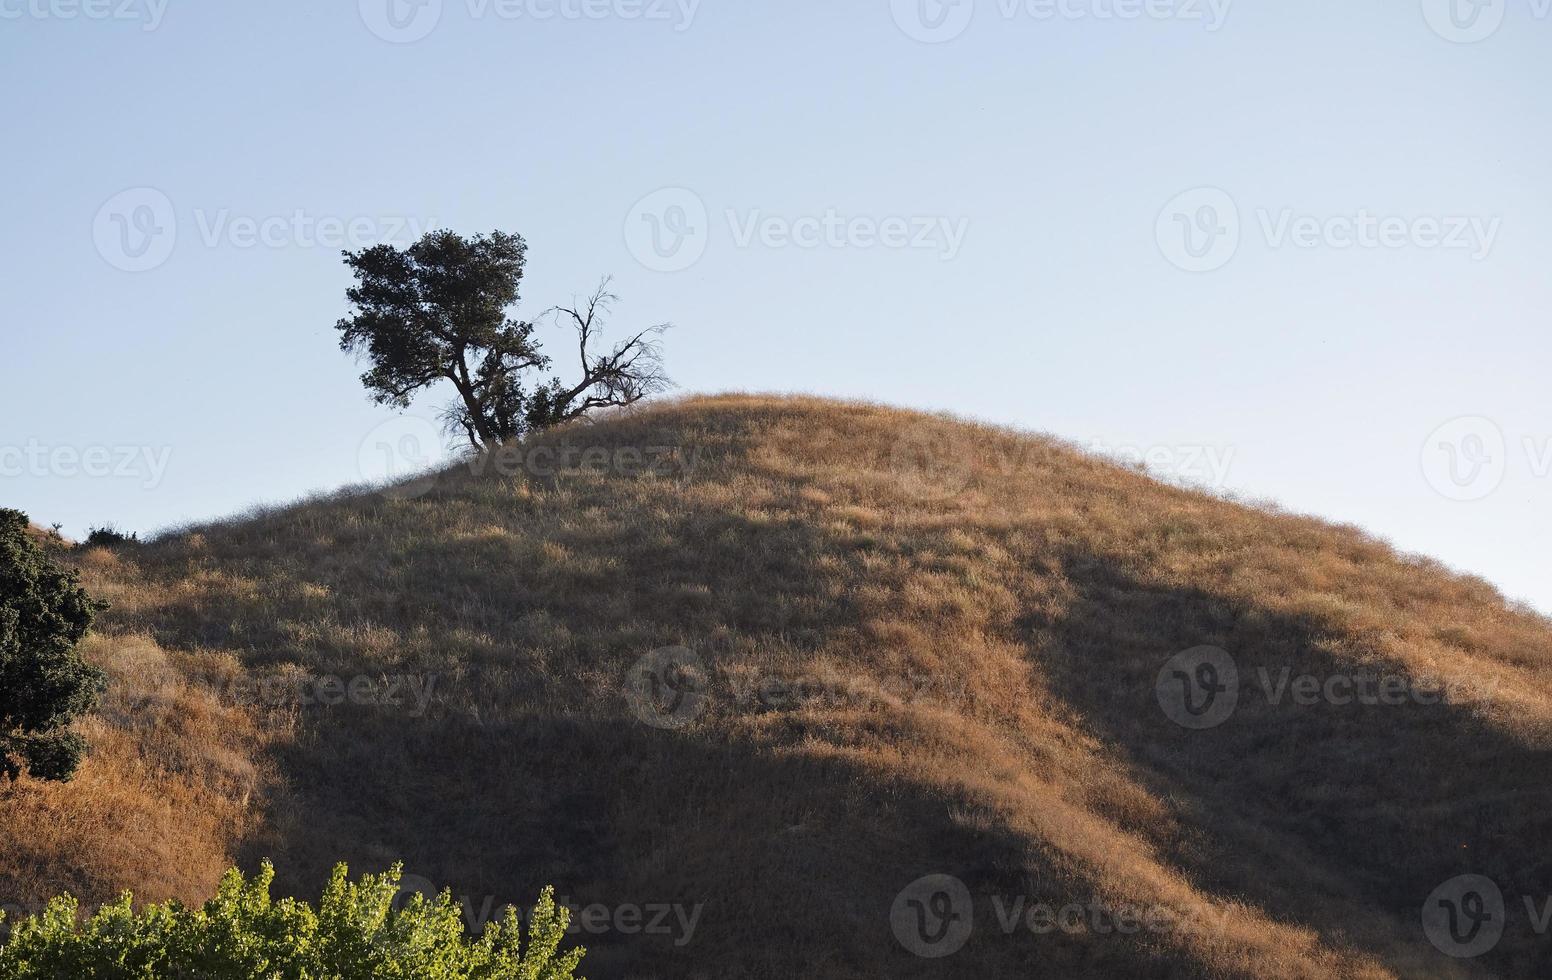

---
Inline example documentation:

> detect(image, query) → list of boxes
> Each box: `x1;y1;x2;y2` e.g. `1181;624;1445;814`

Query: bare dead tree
525;277;672;431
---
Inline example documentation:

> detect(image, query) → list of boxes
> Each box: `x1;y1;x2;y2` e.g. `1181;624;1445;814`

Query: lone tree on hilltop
336;229;671;451
0;510;106;782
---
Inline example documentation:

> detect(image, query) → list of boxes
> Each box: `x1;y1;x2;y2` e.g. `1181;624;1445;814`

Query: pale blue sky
3;1;1549;609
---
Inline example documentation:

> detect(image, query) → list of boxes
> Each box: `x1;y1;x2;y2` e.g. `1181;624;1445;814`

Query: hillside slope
5;395;1550;978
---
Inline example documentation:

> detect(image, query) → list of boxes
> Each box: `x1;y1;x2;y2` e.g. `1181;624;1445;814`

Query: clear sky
3;1;1549;609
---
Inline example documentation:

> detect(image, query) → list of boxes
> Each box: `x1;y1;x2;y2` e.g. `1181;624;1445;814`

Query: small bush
81;526;139;549
0;862;586;980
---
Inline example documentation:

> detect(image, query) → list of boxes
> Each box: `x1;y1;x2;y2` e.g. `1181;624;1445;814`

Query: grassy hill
4;395;1550;978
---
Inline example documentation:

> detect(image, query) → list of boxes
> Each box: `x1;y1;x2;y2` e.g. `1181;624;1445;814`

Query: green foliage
0;509;106;782
0;862;586;980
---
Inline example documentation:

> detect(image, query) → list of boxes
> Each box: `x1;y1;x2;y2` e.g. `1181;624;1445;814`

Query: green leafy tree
0;862;586;980
0;509;105;782
336;229;670;451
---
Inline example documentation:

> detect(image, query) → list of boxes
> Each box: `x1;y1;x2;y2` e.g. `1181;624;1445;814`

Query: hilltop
3;395;1549;978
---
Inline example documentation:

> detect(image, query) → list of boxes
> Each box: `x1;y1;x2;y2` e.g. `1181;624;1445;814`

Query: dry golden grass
4;394;1549;978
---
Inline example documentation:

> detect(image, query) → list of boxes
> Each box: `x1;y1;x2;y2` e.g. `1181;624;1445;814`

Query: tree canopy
0;510;105;782
336;230;669;450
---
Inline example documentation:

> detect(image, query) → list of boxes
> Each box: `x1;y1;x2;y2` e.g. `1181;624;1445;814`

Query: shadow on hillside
1034;557;1552;979
236;711;1199;980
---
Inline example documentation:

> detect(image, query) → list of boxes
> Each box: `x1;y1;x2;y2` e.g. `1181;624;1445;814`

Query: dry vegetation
4;395;1550;978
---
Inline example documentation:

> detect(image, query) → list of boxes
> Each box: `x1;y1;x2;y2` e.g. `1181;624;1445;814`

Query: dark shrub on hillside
0;509;105;782
81;525;138;548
